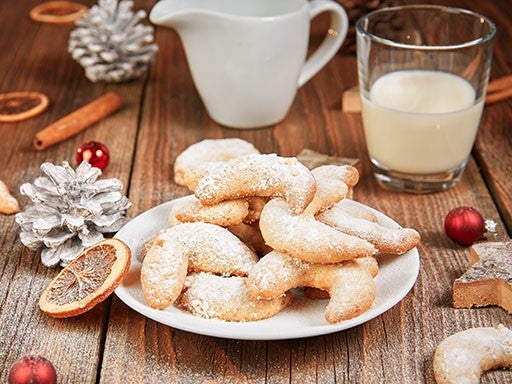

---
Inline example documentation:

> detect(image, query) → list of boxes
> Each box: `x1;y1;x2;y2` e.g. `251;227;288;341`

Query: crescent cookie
194;153;316;214
244;196;268;224
228;222;273;257
168;195;249;227
174;138;260;186
304;165;357;215
433;324;512;384
317;202;421;255
178;162;216;192
141;223;258;309
304;256;379;300
259;198;377;264
334;203;379;222
140;229;189;309
137;232;161;262
304;165;358;215
177;272;292;322
246;251;376;323
314;164;359;188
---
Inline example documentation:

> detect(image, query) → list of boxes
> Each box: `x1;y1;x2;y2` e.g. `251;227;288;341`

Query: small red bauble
76;141;110;171
444;206;486;246
8;355;57;384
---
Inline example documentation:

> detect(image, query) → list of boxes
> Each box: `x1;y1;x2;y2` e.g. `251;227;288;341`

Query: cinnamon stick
33;92;122;150
486;74;512;93
485;74;512;105
485;87;512;105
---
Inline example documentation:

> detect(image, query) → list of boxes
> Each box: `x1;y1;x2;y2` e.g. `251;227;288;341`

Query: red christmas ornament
444;206;486;246
76;141;110;171
8;355;57;384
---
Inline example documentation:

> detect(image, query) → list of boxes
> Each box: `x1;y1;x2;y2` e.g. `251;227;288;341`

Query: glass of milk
356;5;495;193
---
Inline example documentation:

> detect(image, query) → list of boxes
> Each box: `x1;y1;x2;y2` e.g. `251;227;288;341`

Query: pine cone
69;0;158;82
15;161;132;267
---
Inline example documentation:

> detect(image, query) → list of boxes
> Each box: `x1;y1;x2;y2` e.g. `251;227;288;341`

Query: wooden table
1;0;511;383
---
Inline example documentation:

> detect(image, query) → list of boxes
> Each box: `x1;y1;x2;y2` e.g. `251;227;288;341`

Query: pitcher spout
149;0;194;28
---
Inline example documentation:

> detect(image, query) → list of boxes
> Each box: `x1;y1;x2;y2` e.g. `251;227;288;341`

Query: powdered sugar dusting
140;222;258;309
174;138;260;185
317;203;420;255
178;273;291;321
433;325;512;383
140;230;188;309
247;251;307;297
195;154;316;213
457;240;512;284
259;198;376;263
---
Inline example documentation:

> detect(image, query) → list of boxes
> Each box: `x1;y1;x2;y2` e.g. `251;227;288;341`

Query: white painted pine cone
69;0;157;82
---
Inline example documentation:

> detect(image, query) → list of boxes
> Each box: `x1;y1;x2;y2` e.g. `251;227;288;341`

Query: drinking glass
356;5;495;193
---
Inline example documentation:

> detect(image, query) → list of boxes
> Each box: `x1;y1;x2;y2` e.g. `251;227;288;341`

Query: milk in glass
361;70;484;174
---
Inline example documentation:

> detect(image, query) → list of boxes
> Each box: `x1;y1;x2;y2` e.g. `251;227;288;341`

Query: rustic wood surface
0;0;511;383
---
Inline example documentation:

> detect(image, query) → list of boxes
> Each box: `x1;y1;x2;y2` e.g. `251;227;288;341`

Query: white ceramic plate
115;196;419;340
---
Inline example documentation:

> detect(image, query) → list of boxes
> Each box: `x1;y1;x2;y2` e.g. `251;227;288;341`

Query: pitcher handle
298;0;349;87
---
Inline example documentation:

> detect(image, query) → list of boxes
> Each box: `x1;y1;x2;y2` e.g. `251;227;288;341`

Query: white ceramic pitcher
150;0;348;128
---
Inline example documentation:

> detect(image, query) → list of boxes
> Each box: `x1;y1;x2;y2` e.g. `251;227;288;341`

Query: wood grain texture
0;0;511;383
469;0;512;235
0;0;144;382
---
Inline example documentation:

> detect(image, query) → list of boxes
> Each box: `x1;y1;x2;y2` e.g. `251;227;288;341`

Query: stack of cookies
140;139;421;323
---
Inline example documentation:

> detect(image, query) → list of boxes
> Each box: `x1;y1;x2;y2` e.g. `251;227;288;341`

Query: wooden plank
0;0;144;382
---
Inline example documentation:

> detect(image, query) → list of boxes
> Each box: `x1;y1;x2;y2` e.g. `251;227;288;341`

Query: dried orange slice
39;238;131;318
0;92;49;122
29;1;88;24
